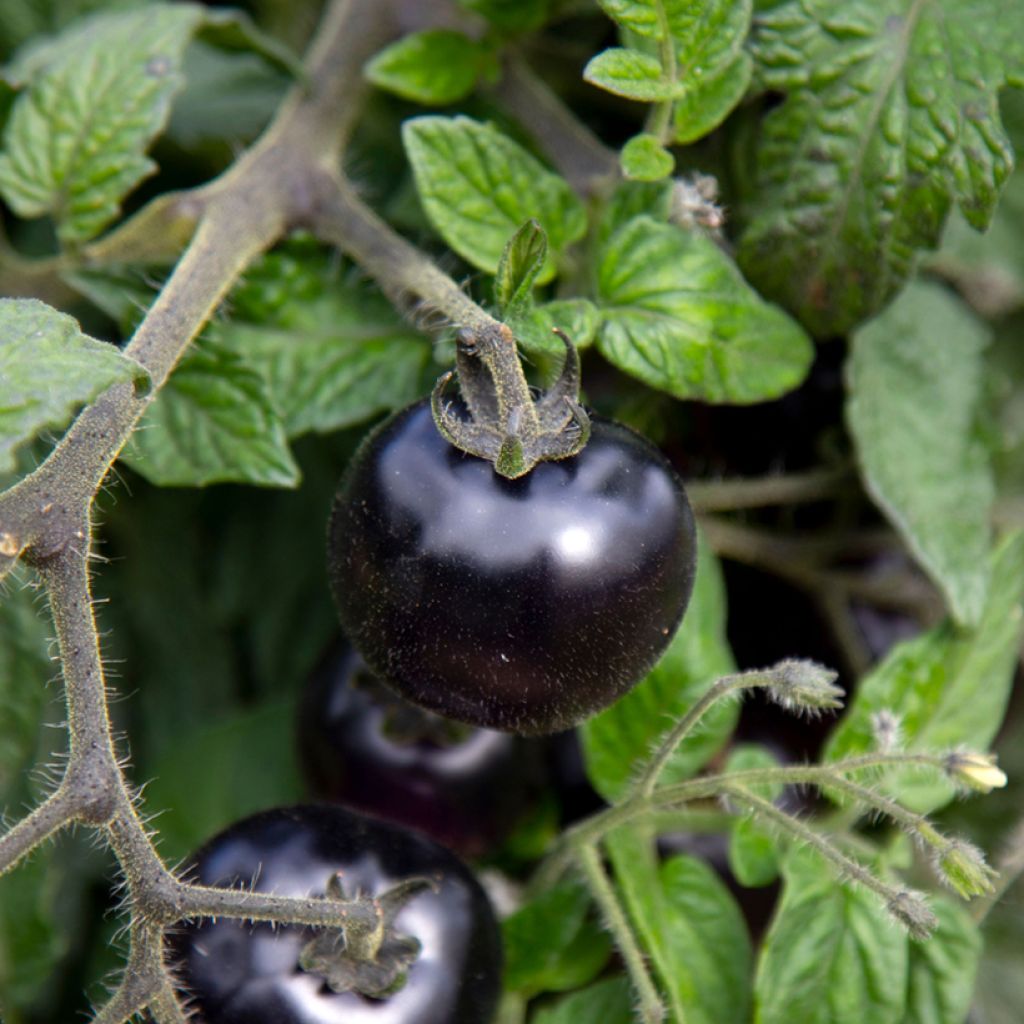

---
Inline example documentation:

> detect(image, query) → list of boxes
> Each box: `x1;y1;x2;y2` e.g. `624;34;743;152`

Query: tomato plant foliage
1;1;1024;1023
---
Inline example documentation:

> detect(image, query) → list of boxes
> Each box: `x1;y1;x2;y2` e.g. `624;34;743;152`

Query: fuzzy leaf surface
365;30;487;105
403;115;586;282
595;215;812;402
0;6;204;243
754;848;908;1024
121;337;299;488
0;298;149;472
846;281;994;625
740;0;1024;335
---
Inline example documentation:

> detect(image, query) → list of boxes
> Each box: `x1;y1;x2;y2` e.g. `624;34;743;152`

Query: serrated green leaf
216;252;430;438
621;133;675;181
0;297;149;472
595;215;813;403
0;5;205;244
726;744;782;887
141;697;303;864
532;977;634;1024
904;898;981;1024
403;115;586;283
608;827;752;1024
457;0;550;32
847;282;993;625
365;30;487;105
673;50;753;144
754;847;908;1024
740;0;1024;336
581;537;736;802
824;531;1024;813
121;336;299;488
584;48;677;101
502;881;612;997
495;219;548;318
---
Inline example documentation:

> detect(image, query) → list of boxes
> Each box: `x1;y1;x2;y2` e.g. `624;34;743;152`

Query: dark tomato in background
168;804;502;1024
297;637;541;857
328;399;697;736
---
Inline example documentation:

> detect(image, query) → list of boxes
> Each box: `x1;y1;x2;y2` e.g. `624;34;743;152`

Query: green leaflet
502;881;612;997
846;281;994;625
364;30;492;105
825;531;1024;813
608;826;753;1024
531;977;634;1024
620;133;675;181
581;537;736;802
121;336;299;489
903;898;981;1024
740;0;1024;335
595;215;813;403
0;4;295;244
0;298;149;473
754;848;909;1024
403;115;586;283
584;49;678;102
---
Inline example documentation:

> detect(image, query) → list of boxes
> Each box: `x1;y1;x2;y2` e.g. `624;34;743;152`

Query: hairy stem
578;843;666;1024
686;465;851;513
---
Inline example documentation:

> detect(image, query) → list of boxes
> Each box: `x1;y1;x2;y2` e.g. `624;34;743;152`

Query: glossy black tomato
168;804;502;1024
297;636;541;856
328;399;697;735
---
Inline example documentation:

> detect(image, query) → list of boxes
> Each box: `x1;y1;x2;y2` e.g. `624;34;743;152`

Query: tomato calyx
298;871;438;998
430;322;591;479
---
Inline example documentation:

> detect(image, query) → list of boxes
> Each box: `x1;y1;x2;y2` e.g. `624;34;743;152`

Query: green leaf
121;336;299;488
531;977;635;1024
584;48;677;101
512;298;602;361
904;898;981;1024
403;115;587;283
739;0;1024;336
673;50;753;144
726;744;782;888
365;30;488;105
456;0;550;32
216;251;430;438
0;297;149;473
598;180;672;248
502;881;612;997
141;697;303;864
0;5;205;244
621;133;675;181
754;848;908;1024
582;537;736;802
595;215;813;403
495;219;548;319
608;826;753;1024
825;531;1024;813
846;281;994;625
